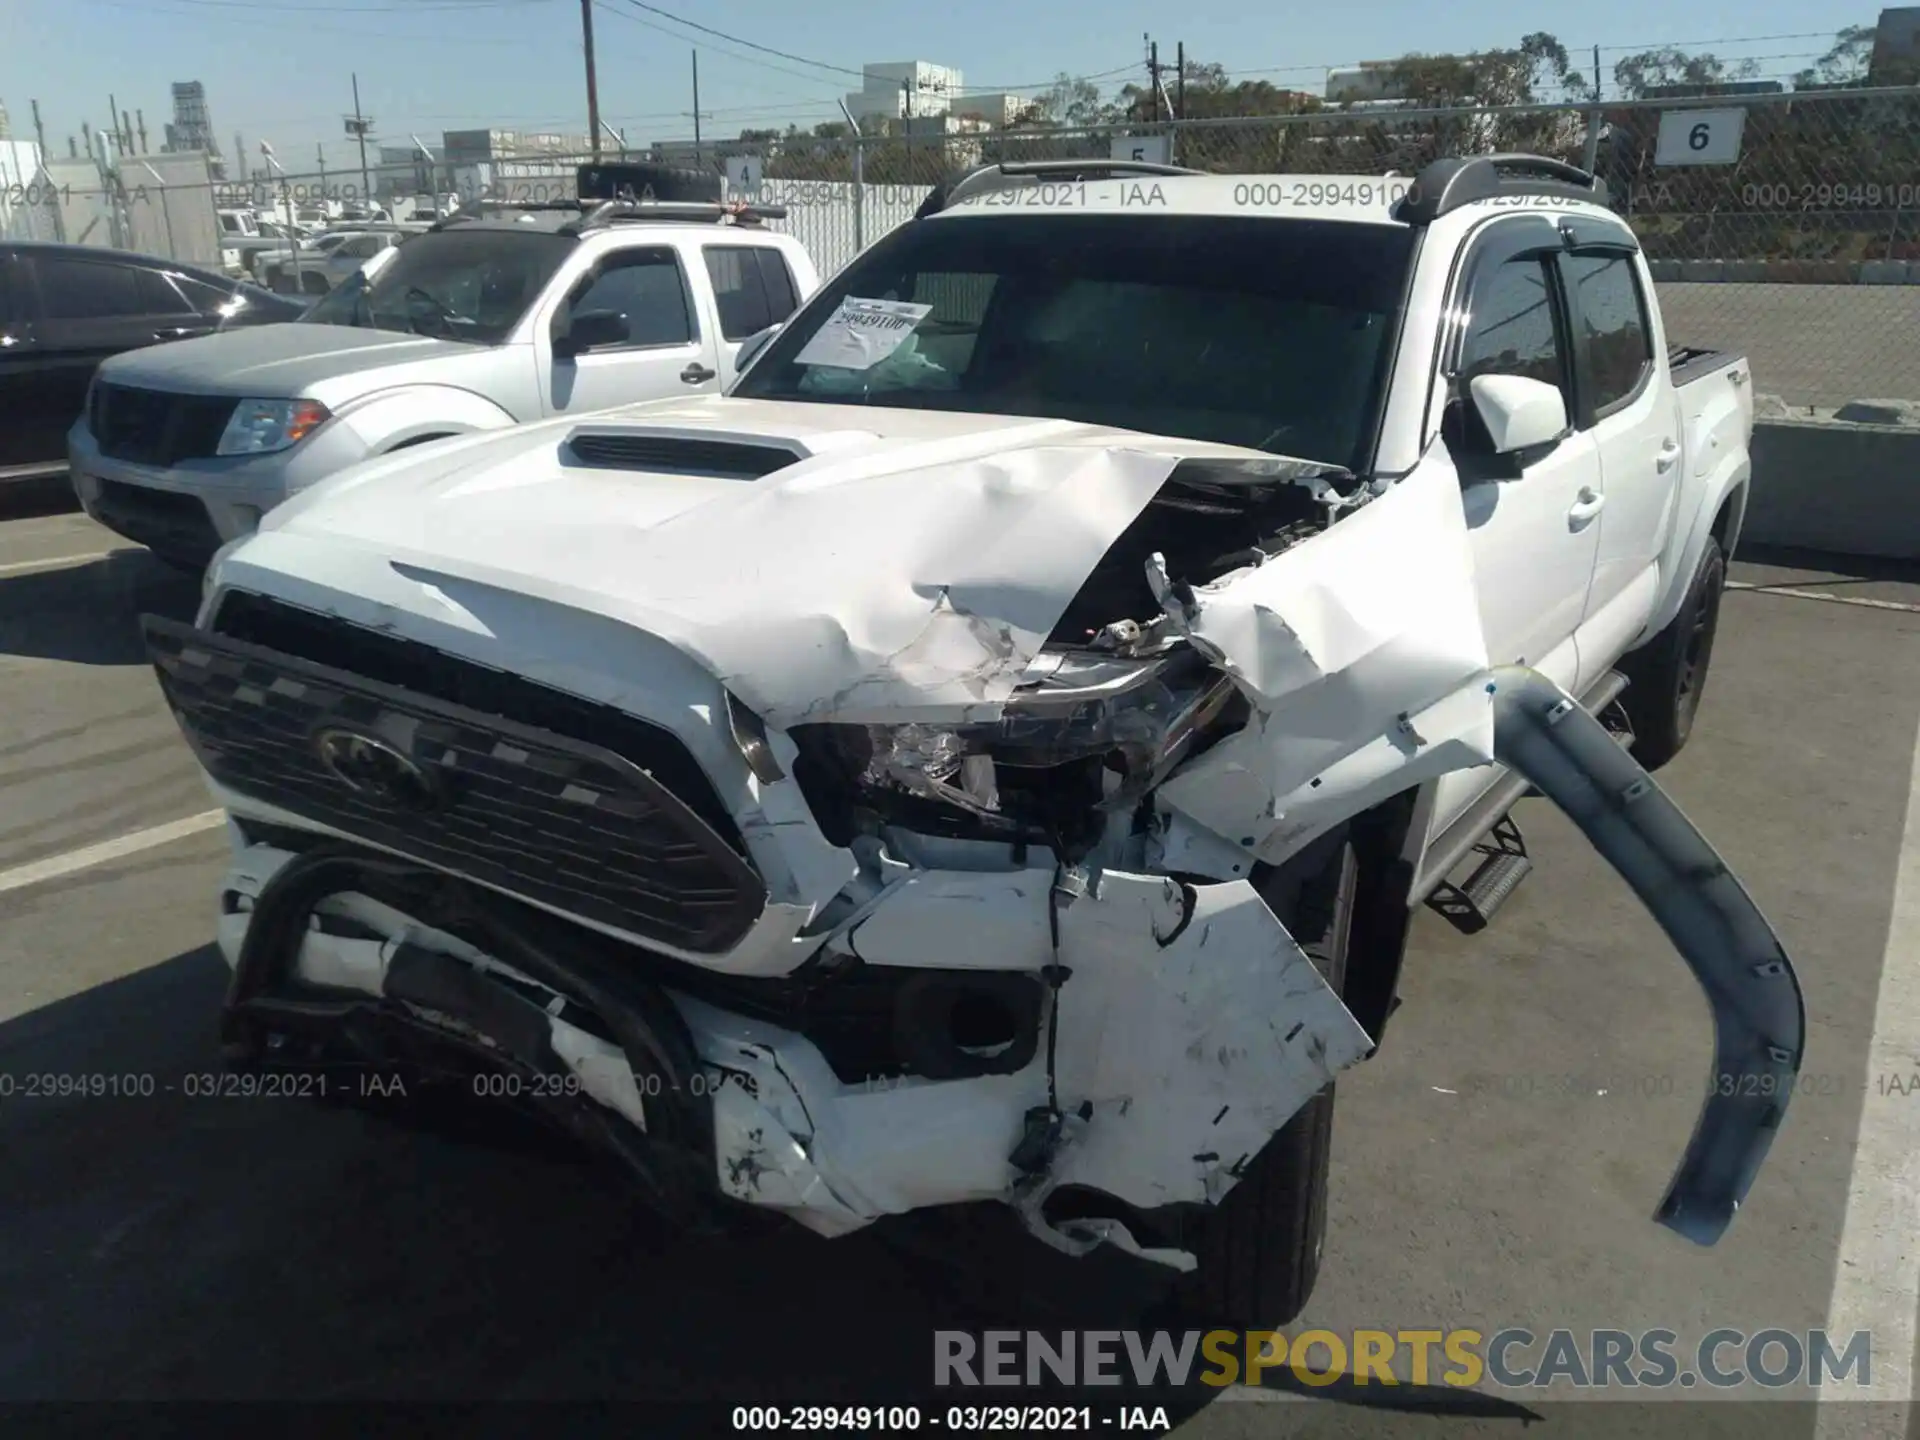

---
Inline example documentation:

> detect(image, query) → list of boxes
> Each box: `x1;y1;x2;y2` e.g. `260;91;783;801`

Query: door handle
152;326;209;340
1655;440;1680;473
1567;487;1606;527
680;363;717;384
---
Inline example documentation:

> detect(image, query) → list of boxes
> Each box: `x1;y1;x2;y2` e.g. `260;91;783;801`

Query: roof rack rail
917;157;1205;217
563;198;789;235
1397;152;1609;226
429;196;790;234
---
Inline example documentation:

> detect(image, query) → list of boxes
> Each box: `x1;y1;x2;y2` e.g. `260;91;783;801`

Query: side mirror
1469;374;1569;455
555;308;630;359
734;322;783;374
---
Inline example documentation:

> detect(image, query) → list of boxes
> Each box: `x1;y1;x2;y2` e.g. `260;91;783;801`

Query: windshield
732;212;1415;472
299;227;575;345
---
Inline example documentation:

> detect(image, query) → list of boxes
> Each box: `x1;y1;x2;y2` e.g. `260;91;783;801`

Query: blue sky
2;0;1877;174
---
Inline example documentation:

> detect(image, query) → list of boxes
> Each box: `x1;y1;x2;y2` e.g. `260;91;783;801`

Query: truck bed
1669;345;1741;389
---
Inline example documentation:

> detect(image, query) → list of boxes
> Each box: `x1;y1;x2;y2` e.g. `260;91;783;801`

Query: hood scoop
564;429;803;479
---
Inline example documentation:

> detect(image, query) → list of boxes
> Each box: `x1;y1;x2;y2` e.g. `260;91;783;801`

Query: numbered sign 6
1654;108;1747;167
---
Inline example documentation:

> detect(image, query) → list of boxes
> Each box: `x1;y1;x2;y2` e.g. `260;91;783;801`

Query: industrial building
843;61;964;121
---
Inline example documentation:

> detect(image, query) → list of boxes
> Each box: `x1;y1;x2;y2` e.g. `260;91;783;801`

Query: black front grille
145;612;767;956
92;479;221;564
565;433;798;477
91;384;237;465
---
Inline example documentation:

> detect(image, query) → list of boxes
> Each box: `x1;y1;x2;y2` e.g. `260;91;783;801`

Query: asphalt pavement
2;481;1918;1439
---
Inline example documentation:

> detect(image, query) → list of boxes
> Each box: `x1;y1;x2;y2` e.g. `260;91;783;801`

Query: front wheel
1618;535;1728;772
1152;835;1357;1330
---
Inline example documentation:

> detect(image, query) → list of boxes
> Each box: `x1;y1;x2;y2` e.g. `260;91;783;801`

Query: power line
76;0;549;10
72;0;546;39
593;2;855;90
609;0;866;77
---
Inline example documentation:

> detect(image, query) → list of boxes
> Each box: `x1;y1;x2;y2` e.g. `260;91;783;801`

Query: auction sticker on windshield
793;297;932;370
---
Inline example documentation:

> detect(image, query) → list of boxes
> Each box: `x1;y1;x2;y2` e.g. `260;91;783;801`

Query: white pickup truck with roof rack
67;164;818;570
141;153;1798;1332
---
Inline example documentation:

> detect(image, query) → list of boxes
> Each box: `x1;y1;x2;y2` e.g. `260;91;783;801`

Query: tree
1384;31;1590;107
737;128;781;143
1022;73;1115;128
1792;23;1918;87
1611;47;1760;98
1794;25;1876;88
1105;57;1320;123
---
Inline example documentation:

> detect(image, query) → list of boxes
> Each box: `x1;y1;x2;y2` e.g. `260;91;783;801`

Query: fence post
1580;107;1602;174
851;133;865;253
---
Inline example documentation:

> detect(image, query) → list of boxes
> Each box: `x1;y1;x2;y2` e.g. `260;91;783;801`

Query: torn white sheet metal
1157;458;1498;862
1043;870;1375;1211
275;427;1189;729
672;992;1045;1229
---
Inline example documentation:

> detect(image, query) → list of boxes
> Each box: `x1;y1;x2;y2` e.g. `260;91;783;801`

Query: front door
540;245;721;416
1426;216;1605;838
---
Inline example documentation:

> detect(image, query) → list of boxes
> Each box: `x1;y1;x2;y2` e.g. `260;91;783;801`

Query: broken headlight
844;649;1241;827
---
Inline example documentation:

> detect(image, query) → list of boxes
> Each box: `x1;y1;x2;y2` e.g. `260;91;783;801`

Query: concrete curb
1746;417;1920;561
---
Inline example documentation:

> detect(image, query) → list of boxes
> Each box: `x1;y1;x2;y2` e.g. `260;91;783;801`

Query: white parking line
1727;581;1920;614
1815;707;1920;1425
0;810;226;896
0;549;123;577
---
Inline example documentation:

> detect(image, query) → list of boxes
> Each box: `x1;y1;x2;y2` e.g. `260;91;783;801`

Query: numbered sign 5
1654;108;1747;167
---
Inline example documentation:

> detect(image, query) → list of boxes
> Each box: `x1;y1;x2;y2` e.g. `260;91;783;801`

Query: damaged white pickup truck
144;154;1804;1329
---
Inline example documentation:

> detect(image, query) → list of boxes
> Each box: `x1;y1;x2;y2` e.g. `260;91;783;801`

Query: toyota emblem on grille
312;727;441;810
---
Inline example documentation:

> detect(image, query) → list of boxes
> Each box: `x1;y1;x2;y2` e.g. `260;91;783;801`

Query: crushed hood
96;322;486;401
247;395;1288;725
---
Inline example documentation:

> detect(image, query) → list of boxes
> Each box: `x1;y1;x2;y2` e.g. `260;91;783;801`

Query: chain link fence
7;87;1915;406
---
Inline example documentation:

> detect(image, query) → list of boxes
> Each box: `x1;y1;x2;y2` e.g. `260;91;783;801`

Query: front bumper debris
212;836;1371;1263
1486;666;1805;1244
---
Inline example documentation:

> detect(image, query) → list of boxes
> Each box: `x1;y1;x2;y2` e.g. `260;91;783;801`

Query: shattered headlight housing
834;649;1241;829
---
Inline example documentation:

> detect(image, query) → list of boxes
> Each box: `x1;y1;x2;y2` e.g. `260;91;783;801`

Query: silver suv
68;197;818;569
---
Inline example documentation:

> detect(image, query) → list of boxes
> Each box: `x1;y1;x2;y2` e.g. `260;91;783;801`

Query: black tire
1155;833;1358;1331
1618;534;1728;772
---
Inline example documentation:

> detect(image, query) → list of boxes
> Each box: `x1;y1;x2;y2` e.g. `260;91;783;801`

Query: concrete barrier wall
1744;418;1920;561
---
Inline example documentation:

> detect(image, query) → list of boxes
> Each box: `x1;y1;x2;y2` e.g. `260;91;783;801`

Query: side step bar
1486;666;1803;1245
1415;669;1631;930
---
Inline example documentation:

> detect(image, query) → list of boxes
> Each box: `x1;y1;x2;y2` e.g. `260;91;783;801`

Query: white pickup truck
69;172;818;570
142;155;1800;1331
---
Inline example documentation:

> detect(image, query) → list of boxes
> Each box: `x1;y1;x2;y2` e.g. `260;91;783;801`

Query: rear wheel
1618;535;1727;772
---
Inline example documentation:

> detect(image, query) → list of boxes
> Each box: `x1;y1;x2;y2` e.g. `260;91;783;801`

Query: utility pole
348;74;373;206
1581;43;1604;173
31;101;65;240
135;109;149;153
581;0;602;157
317;142;328;199
692;50;703;163
106;94;120;155
1176;42;1185;119
1147;37;1160;122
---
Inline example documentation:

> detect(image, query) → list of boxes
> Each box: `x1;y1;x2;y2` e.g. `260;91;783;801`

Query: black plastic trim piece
1397;153;1609;227
1488;665;1804;1246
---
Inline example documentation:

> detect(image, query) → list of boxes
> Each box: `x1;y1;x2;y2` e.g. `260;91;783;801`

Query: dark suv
0;242;305;486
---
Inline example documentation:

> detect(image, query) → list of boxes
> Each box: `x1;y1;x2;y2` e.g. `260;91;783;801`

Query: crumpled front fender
1488;665;1805;1244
